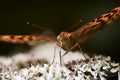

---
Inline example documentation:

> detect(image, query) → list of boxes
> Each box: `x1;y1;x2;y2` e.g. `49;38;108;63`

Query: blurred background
0;0;120;61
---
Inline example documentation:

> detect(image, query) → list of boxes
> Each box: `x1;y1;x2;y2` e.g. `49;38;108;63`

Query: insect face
57;32;75;51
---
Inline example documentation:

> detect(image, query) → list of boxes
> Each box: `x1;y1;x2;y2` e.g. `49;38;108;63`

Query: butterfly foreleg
62;43;78;57
49;43;57;66
62;43;89;61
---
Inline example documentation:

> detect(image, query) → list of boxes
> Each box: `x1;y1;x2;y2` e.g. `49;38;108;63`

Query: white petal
110;68;118;73
111;62;119;67
118;71;120;80
99;75;107;80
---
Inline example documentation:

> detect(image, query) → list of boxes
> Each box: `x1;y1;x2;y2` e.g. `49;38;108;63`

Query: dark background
0;0;120;61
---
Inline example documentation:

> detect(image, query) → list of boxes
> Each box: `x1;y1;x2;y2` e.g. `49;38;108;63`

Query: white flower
111;62;119;67
86;75;93;80
105;56;111;61
75;71;86;80
91;60;102;70
20;68;29;77
0;55;119;80
102;61;110;70
110;68;118;73
99;75;107;80
91;69;107;79
110;66;120;73
79;62;88;72
74;64;80;72
12;75;25;80
86;62;92;72
46;65;54;79
74;76;85;80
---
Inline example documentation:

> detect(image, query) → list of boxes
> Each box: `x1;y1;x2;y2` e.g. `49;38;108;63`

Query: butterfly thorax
57;32;75;51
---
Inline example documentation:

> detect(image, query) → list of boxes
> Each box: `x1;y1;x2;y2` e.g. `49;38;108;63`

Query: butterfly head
57;32;75;51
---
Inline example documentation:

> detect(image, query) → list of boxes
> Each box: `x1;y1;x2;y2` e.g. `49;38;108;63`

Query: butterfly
0;7;120;63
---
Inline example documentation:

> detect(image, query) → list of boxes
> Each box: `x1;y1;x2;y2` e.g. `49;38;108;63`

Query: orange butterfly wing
0;35;56;44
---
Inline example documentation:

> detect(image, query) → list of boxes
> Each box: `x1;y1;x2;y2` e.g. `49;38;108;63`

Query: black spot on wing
96;19;105;23
106;9;117;14
91;19;95;22
97;16;102;20
104;13;111;18
28;36;33;41
10;35;15;39
110;9;118;14
18;36;24;40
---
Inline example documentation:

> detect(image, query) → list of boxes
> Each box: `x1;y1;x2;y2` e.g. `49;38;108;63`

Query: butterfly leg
59;48;62;66
62;43;89;61
49;44;64;66
49;44;57;66
77;44;91;62
77;44;87;60
62;43;78;57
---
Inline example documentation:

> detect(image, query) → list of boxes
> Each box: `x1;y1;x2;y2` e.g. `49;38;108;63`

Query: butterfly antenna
67;20;82;31
27;22;53;32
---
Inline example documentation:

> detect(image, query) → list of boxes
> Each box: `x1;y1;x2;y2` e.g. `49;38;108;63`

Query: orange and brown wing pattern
71;7;120;43
0;35;56;44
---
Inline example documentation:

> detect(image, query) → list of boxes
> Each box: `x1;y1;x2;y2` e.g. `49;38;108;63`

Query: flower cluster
66;55;120;80
0;53;48;71
0;55;119;80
